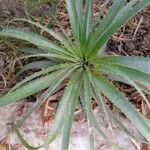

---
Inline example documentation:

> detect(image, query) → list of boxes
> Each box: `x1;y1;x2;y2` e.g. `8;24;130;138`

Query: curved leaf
83;71;94;150
101;56;150;74
61;73;82;150
13;19;77;54
0;27;63;53
9;63;70;93
101;64;150;86
87;0;125;56
14;65;77;128
43;70;81;147
16;60;56;76
0;71;59;107
88;0;150;56
91;74;150;142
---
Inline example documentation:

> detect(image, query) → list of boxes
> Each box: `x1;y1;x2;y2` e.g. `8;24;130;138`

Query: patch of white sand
0;103;142;150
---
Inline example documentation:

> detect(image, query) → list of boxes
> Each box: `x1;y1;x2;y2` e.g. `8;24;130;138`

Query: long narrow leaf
108;65;150;107
12;19;77;53
101;64;150;86
65;0;79;42
88;0;150;56
43;70;81;147
9;63;70;93
87;0;125;56
0;71;59;107
15;129;39;150
16;60;56;76
100;56;150;74
83;71;94;150
91;74;150;142
84;0;93;39
61;72;82;150
0;27;64;53
14;66;77;128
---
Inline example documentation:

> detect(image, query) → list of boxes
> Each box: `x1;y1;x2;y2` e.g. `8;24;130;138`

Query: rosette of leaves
0;0;150;149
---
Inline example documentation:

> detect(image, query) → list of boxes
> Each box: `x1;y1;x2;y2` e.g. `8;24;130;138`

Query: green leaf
75;0;83;24
101;56;150;74
93;93;148;143
87;0;125;56
61;72;82;150
0;27;77;61
80;0;93;54
18;47;47;55
107;65;150;107
14;66;76;128
14;69;81;150
91;74;150;142
101;63;150;86
83;71;95;150
84;0;93;39
15;53;76;62
0;71;59;107
108;108;149;144
65;0;79;41
12;19;76;53
88;0;150;56
43;70;81;147
0;27;64;53
15;129;39;150
16;60;56;76
9;63;69;93
92;87;114;136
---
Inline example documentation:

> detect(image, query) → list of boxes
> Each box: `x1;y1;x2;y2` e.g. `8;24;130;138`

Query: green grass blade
92;74;150;142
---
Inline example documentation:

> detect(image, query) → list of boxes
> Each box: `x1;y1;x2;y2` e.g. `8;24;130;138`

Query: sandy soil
0;102;143;150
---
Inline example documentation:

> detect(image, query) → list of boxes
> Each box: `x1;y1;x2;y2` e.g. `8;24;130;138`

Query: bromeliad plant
0;0;150;149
